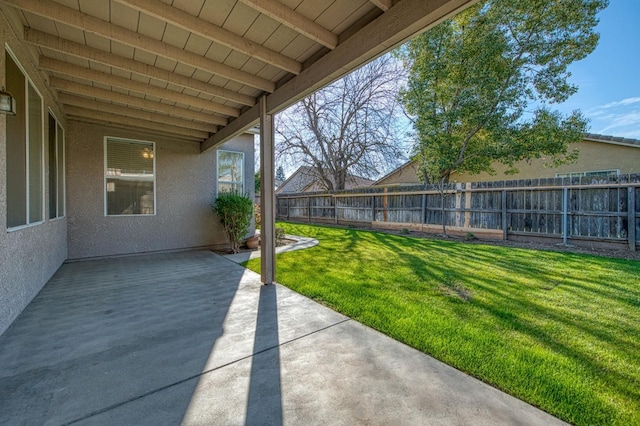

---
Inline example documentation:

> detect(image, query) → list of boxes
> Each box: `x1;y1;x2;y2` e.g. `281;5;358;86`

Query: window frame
104;136;156;217
5;45;45;231
556;169;620;179
48;109;66;220
217;149;245;195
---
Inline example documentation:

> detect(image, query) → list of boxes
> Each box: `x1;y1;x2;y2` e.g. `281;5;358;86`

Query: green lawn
245;222;640;425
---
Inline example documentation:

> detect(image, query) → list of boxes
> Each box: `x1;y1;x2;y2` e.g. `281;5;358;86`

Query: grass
245;222;640;425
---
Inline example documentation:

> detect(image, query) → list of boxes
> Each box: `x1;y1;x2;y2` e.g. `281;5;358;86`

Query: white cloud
598;97;640;109
586;98;640;138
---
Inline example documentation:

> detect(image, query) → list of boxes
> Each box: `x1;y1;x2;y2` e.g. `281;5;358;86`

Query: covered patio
0;0;482;292
0;0;568;423
0;251;565;425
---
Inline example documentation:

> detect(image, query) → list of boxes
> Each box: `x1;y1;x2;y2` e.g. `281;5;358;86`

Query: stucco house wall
66;122;254;259
0;10;68;335
0;5;255;335
453;139;640;182
375;138;640;186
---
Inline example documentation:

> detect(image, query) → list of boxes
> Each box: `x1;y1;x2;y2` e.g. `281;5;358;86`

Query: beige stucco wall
376;140;640;186
0;9;68;335
377;162;422;186
66;123;254;259
453;140;640;183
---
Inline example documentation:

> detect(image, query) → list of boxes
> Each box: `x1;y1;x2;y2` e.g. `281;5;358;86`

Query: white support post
260;96;276;285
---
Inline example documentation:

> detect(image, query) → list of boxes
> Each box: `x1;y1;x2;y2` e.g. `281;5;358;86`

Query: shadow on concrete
246;284;283;425
0;251;245;425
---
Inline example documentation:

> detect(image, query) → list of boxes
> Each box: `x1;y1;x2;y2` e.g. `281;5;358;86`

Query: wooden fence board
276;174;640;250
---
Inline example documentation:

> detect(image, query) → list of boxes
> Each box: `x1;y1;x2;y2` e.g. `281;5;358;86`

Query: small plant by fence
276;174;640;251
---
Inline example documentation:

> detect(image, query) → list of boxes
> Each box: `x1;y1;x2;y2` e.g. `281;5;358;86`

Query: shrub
276;227;286;245
254;203;261;229
213;192;253;253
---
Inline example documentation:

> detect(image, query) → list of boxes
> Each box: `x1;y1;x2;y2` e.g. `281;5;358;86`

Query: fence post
421;193;427;225
371;195;376;223
334;195;338;224
455;185;463;226
286;197;290;220
501;190;508;240
383;188;388;222
629;186;636;251
464;183;472;228
562;187;568;245
307;196;311;223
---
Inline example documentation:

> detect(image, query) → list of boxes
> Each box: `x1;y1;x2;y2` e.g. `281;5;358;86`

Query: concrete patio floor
0;250;566;425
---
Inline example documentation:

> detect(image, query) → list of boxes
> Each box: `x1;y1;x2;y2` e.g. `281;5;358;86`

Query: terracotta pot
245;235;260;249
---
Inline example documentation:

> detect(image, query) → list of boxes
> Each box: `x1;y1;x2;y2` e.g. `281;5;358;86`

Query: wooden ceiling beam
65;110;206;142
267;0;478;115
369;0;393;12
238;0;338;49
113;0;301;75
24;29;255;106
59;93;218;134
40;57;239;118
65;106;209;139
203;0;477;151
68;117;203;142
1;0;275;92
50;77;227;126
200;103;260;152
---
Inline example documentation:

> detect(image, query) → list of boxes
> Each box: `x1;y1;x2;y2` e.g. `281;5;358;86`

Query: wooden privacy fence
276;174;640;251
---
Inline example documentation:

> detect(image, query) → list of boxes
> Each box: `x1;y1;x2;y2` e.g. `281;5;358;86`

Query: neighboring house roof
373;133;640;186
276;166;374;193
583;133;640;148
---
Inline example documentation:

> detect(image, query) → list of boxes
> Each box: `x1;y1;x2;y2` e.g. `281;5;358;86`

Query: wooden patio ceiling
0;0;475;150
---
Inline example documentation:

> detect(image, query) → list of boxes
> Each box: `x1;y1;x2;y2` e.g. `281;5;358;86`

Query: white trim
555;169;620;178
46;108;67;220
104;136;157;217
58;121;66;218
216;149;245;195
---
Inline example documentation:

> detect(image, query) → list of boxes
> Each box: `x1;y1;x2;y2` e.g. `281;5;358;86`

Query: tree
396;0;607;235
275;166;286;187
254;169;261;193
275;54;407;191
398;0;606;183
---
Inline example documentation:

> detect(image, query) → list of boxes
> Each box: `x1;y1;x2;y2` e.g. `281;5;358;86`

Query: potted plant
245;235;260;249
212;192;253;254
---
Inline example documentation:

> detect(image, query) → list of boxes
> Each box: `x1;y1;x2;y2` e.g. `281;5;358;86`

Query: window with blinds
217;150;244;194
6;49;44;229
105;138;155;216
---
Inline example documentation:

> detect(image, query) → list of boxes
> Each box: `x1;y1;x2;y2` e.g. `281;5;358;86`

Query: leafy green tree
398;0;606;184
397;0;607;235
254;169;261;193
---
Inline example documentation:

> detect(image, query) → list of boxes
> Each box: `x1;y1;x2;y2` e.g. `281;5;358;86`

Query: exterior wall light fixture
0;87;16;115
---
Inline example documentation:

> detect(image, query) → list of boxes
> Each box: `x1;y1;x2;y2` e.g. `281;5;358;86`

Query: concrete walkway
223;234;318;263
0;251;566;425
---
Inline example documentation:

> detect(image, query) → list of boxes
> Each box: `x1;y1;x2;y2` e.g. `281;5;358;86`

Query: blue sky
555;0;640;138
